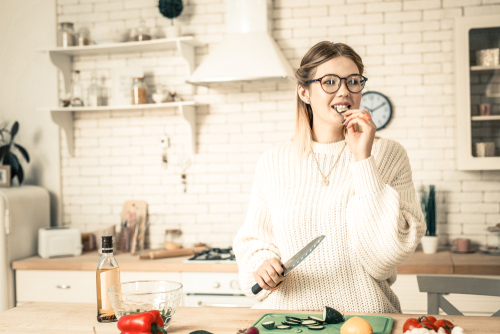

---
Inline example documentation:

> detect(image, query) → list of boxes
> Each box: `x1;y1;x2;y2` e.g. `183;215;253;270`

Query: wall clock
360;91;392;130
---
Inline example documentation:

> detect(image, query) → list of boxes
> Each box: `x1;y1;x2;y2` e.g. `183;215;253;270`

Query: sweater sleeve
233;152;281;301
346;142;427;282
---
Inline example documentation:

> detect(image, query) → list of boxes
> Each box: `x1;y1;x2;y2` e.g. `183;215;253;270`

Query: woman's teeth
334;105;350;113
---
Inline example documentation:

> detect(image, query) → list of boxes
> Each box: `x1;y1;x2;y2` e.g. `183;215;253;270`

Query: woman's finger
254;271;272;290
265;265;282;285
347;115;375;132
261;270;276;288
270;259;285;277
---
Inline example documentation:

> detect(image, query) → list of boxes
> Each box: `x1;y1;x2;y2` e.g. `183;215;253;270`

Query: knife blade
251;235;325;295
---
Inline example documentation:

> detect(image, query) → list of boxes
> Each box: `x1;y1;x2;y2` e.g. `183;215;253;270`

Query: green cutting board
252;313;394;334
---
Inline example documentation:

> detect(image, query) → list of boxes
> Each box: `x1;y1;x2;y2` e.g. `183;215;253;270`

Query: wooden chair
417;275;500;317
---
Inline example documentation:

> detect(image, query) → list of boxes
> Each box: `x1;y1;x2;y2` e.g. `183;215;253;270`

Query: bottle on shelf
96;236;120;322
131;77;148;104
87;71;105;107
70;70;84;107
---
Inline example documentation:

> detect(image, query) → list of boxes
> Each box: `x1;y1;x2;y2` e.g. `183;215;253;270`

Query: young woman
233;41;426;313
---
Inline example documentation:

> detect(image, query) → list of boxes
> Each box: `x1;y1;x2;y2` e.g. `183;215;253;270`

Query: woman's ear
298;85;310;104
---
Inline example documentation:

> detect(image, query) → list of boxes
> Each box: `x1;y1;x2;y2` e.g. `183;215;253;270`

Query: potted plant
158;0;184;38
0;121;30;185
420;185;438;254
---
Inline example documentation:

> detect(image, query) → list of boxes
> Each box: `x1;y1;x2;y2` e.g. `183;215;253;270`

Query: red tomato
419;316;437;324
434;319;455;334
403;318;420;333
416;322;439;332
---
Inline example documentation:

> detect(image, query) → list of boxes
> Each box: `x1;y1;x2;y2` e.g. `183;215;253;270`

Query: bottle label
100;270;119;310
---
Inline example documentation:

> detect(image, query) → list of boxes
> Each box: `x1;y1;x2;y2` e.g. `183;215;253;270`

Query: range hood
187;0;295;86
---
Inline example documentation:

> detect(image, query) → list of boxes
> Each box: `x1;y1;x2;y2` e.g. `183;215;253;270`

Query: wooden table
11;249;500;275
0;302;498;334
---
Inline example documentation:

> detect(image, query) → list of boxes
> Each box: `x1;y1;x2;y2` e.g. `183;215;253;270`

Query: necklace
311;141;347;186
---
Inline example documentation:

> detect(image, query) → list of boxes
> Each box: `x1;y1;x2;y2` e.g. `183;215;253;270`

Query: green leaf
0;145;10;161
14;144;29;163
10;122;19;141
3;152;19;179
158;0;183;19
16;163;24;184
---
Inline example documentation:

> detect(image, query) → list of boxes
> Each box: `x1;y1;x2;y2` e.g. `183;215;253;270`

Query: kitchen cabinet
455;15;500;170
39;37;203;156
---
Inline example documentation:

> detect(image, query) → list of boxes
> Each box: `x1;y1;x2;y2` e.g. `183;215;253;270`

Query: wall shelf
40;36;204;157
38;102;201;157
471;115;500;121
471;65;500;71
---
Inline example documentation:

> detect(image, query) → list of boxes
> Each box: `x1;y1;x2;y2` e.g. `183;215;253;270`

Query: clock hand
371;102;387;112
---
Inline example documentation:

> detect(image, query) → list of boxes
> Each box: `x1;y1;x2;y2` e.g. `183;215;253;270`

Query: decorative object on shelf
167;91;182;102
485;69;500;97
0;121;30;185
478;103;492;116
420;185;438;254
70;70;84;107
360;91;392;130
474;142;495;157
452;238;476;254
112;67;144;106
0;166;11;187
476;48;499;67
87;71;106;107
159;0;183;38
131;77;148;105
177;153;191;193
152;85;167;104
132;19;152;42
58;22;75;47
77;27;90;46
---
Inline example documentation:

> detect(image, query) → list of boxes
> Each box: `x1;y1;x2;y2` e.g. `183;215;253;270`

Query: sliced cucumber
308;325;324;330
308;316;325;324
277;325;291;329
282;321;297;326
323;306;345;324
262;321;275;330
285;316;302;323
300;320;317;326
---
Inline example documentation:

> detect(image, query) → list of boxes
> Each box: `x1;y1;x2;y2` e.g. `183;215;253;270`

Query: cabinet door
16;270;182;304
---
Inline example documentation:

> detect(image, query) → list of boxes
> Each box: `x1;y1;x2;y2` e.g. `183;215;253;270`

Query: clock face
360;91;392;130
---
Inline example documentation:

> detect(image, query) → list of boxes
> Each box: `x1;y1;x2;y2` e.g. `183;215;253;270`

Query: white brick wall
57;0;500;249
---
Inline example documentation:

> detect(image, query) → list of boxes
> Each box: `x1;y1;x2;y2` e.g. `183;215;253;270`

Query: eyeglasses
306;74;368;94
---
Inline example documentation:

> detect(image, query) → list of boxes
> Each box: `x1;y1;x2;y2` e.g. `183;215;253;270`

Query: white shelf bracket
177;41;196;95
179;104;196;154
49;52;72;96
51;110;74;157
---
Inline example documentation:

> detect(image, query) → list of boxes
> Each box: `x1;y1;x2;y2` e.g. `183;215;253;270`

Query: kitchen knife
251;235;326;295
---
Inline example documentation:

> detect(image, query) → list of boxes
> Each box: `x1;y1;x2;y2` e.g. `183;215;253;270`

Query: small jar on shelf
131;77;148;104
58;22;75;47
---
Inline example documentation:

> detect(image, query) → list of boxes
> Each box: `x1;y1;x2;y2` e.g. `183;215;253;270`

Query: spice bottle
58;22;75;47
131;77;148;104
96;236;120;322
70;70;84;107
77;27;90;46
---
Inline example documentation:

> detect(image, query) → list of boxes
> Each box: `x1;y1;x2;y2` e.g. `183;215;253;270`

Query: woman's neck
311;121;345;143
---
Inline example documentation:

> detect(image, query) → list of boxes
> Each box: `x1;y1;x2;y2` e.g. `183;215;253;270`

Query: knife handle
252;264;286;295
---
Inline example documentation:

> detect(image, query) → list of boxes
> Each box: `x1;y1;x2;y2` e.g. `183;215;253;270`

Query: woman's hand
342;109;376;162
253;258;285;291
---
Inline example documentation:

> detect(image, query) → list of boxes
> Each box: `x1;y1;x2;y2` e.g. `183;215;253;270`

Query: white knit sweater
233;137;427;313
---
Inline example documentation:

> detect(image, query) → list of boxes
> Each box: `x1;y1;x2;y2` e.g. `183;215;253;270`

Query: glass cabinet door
469;27;500;158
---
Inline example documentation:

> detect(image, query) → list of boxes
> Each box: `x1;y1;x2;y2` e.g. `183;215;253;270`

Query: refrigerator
0;186;50;312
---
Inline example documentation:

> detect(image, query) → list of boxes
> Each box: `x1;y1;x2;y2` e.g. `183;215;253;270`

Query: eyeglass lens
320;74;366;93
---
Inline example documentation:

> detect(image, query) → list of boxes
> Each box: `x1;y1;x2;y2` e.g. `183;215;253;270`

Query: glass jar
133;19;151;41
58;22;75;47
87;71;105;107
131;77;148;104
164;229;182;250
77;27;90;46
70;70;84;107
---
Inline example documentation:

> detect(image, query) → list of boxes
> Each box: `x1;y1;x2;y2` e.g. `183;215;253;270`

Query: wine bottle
96;236;120;322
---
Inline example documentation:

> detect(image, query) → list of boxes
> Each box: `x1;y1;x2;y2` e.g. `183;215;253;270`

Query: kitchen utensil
120;200;148;252
139;247;208;260
478;103;492;116
252;312;394;334
138;216;150;251
130;214;141;255
107;280;183;330
251;235;326;295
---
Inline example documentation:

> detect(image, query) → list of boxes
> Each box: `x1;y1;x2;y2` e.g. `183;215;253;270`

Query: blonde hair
293;41;367;160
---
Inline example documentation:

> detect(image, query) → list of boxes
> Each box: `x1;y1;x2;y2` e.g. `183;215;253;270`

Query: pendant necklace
311;141;347;186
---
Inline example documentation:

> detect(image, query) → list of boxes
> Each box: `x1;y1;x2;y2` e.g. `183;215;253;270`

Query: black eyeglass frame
306;74;368;94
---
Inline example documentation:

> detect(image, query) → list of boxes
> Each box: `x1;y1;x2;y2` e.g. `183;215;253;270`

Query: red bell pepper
117;310;166;334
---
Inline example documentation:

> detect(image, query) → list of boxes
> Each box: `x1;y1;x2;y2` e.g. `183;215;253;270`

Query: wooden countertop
11;249;500;275
0;302;498;334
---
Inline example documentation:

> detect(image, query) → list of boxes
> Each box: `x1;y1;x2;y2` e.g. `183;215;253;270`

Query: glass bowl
108;280;183;330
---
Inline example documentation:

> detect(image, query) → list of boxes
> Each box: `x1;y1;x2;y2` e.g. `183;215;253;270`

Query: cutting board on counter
252;313;394;334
